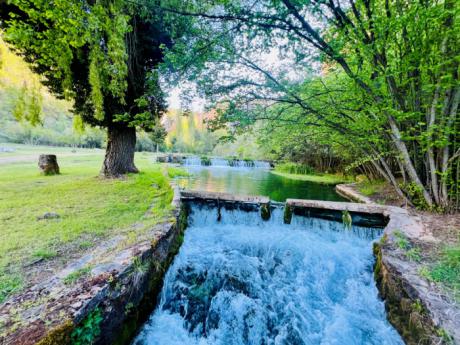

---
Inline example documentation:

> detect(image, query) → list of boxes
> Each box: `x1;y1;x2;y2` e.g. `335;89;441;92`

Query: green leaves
70;308;103;345
12;83;43;126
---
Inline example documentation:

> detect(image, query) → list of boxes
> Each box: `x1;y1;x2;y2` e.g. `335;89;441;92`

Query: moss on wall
260;204;270;221
36;320;73;345
373;243;450;345
283;205;293;224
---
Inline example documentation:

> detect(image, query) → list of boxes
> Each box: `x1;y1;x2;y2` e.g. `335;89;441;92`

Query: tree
0;0;183;176
149;120;167;152
161;0;460;210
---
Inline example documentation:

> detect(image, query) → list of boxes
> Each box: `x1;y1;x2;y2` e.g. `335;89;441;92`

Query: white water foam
133;206;403;345
184;156;270;169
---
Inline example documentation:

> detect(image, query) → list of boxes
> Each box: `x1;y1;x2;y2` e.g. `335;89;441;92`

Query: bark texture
38;154;60;175
101;125;138;177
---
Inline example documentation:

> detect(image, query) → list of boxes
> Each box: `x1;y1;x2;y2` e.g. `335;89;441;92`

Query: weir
131;191;404;345
183;156;272;169
4;189;450;345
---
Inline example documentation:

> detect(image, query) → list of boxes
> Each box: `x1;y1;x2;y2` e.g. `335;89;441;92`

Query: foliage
164;110;218;154
1;0;168;128
393;231;410;251
393;230;422;262
212;131;265;160
70;308;103;345
33;249;58;260
275;163;314;175
63;266;92;285
406;248;422;262
0;0;191;175
162;0;460;209
0;38;106;148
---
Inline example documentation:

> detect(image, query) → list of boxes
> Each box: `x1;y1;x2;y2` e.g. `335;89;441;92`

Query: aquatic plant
342;210;352;229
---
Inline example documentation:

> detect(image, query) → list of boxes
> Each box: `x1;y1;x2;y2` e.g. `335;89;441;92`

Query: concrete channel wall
1;189;457;344
0;186;186;345
179;190;459;345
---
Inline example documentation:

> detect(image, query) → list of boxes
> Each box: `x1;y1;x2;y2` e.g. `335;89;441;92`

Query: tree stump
38;154;60;175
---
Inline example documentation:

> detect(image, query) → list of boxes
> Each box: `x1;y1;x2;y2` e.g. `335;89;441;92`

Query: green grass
429;244;460;296
166;165;190;178
357;179;386;196
271;170;351;184
63;266;92;285
0;144;172;302
33;248;58;260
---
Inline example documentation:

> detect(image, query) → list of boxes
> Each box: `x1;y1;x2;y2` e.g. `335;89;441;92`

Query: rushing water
177;166;346;202
133;206;403;345
184;157;271;169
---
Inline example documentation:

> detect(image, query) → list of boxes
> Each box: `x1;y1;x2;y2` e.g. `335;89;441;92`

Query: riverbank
0;144;187;344
343;181;460;300
271;170;352;184
337;182;460;343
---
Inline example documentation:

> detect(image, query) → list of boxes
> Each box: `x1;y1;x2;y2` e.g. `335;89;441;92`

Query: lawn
0;144;174;302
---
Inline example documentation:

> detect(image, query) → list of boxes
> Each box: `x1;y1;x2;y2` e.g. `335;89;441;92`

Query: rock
37;212;60;221
71;301;82;309
38;154;60;175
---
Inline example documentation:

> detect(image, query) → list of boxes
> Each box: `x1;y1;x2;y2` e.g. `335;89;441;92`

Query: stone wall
179;191;458;344
0;186;186;345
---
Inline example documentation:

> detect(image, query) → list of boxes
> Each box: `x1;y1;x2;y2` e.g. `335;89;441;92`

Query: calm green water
177;166;347;202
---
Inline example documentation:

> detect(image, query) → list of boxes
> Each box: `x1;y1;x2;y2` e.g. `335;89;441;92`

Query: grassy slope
0;144;173;302
271;170;351;184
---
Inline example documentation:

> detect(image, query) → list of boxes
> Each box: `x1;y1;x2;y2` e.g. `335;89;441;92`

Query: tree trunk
387;115;434;207
101;125;139;177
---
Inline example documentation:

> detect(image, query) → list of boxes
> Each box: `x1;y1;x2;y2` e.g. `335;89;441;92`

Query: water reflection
177;166;346;202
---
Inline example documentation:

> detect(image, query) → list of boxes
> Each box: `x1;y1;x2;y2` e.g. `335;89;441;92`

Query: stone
38;154;60;175
37;212;60;221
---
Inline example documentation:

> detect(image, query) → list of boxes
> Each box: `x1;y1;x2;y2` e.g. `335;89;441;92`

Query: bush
275;162;315;175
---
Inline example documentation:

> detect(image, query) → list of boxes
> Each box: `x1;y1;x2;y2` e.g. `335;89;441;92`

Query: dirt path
0;152;102;165
0;155;38;165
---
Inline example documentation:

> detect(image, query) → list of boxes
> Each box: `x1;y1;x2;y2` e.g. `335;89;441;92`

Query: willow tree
0;0;176;176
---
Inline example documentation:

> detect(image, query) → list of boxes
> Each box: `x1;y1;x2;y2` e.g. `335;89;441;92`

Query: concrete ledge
335;183;373;204
180;190;270;204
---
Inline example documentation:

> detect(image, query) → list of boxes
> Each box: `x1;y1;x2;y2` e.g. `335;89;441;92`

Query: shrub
275;162;314;175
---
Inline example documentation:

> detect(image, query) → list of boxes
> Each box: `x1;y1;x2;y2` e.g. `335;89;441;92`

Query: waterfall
254;160;270;169
183;156;271;169
133;205;403;345
210;158;229;167
184;156;202;166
